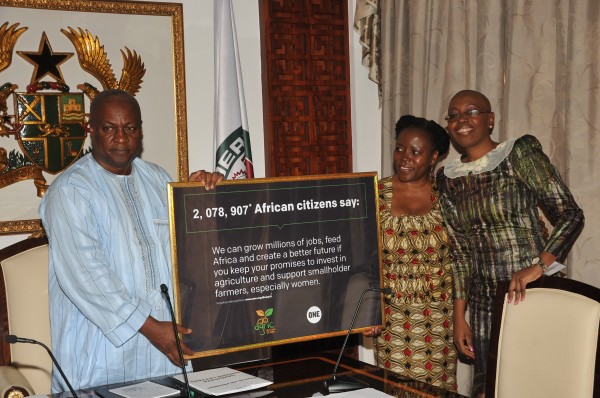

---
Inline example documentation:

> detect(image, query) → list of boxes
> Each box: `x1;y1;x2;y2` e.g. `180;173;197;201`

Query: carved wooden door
260;0;352;177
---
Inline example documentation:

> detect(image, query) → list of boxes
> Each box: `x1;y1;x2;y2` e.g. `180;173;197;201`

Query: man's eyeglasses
445;109;491;122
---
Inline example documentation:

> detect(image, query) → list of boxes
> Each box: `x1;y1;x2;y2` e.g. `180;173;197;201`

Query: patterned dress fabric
437;135;584;395
375;176;457;392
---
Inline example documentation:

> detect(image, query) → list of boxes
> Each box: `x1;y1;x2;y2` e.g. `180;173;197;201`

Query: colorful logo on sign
255;308;276;336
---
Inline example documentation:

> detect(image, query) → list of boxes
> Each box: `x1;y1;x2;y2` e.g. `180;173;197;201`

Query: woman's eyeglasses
445;109;491;122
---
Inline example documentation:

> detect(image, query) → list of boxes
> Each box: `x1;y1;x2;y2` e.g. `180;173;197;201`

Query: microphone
160;283;192;398
5;334;78;398
323;287;392;395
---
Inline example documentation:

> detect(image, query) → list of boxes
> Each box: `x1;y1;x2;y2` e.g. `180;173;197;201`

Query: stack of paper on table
172;367;273;396
108;380;180;398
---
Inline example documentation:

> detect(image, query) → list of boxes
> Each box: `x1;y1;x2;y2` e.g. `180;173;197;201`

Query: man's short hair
89;89;142;126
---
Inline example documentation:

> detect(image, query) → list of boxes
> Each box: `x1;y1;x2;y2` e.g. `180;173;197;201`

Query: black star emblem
17;32;73;84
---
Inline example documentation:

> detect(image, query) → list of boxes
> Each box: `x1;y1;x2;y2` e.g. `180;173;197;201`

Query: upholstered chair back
0;237;51;395
486;277;600;398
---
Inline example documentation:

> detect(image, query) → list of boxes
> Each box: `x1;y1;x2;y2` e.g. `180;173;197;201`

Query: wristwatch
531;256;548;272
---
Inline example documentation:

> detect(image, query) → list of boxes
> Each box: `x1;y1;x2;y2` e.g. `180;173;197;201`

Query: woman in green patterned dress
368;115;457;391
438;90;584;397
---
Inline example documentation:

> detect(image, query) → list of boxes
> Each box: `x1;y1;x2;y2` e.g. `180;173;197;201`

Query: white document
173;367;273;396
109;380;180;398
544;261;566;276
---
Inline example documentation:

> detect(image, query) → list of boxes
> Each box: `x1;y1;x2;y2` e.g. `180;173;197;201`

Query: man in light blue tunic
39;89;222;392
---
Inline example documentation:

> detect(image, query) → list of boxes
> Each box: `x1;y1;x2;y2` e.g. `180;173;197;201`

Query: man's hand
139;316;194;366
362;326;382;337
189;170;224;189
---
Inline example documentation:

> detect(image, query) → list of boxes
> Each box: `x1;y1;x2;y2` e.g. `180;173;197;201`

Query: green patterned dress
375;176;457;392
437;135;584;395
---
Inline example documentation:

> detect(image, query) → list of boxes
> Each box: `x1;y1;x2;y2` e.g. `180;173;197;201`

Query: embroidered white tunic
40;154;186;392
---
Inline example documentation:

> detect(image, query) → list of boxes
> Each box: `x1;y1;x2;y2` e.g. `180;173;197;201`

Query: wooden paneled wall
260;0;352;177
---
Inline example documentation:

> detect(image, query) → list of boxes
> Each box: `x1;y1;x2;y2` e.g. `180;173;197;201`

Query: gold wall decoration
0;0;188;235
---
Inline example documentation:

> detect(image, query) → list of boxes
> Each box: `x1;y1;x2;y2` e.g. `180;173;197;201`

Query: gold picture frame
0;0;189;236
167;173;384;357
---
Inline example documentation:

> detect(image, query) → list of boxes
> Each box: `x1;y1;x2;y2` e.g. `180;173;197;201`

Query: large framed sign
168;173;383;357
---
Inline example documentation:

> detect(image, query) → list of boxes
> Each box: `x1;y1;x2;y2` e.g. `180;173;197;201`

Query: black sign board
168;173;383;357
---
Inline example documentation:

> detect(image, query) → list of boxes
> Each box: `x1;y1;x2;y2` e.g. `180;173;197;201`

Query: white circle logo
306;306;322;324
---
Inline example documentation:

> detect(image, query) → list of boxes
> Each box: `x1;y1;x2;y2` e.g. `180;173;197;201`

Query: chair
0;236;50;396
486;276;600;398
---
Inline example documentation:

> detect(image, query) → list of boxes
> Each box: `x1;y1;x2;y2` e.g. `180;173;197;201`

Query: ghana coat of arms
0;22;145;196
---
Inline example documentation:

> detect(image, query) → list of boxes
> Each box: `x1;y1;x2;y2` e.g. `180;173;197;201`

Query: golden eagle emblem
61;27;145;99
0;22;28;74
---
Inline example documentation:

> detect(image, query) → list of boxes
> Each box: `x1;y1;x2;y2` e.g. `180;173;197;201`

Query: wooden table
49;353;466;398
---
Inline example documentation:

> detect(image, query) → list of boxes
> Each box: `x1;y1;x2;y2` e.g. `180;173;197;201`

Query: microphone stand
322;287;391;394
160;283;192;398
5;335;78;398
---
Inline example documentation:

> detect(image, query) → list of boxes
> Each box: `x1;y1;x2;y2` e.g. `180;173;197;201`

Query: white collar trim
444;138;516;178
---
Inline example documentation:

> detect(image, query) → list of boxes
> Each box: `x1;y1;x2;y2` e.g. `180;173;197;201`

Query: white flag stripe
214;0;242;137
214;0;253;179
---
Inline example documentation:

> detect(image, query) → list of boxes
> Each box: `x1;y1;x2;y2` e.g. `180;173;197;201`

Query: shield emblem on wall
14;92;86;174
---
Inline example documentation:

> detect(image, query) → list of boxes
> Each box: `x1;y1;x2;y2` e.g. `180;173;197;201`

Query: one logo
306;306;322;324
255;307;276;336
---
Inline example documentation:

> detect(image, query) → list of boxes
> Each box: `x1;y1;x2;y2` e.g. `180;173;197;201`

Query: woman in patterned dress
369;115;457;391
438;90;584;397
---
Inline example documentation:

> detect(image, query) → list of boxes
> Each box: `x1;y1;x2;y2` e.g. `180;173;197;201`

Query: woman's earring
429;167;436;184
